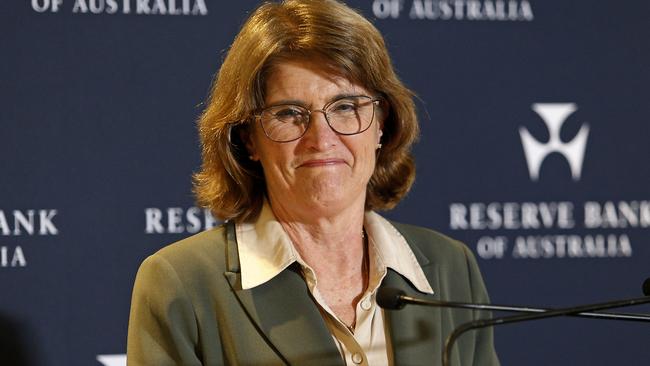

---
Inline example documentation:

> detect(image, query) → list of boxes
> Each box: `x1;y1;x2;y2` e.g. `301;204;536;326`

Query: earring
376;143;382;149
249;155;257;161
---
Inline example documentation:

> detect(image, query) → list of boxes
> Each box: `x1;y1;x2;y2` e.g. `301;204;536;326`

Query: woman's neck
267;193;366;278
267;192;366;256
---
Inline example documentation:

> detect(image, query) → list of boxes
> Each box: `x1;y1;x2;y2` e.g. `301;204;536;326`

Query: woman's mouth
299;158;346;168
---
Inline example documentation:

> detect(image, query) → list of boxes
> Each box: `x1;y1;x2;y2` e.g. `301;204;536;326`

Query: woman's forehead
263;59;370;104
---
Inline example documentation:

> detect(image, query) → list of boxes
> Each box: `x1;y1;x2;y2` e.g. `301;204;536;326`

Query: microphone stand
442;295;650;366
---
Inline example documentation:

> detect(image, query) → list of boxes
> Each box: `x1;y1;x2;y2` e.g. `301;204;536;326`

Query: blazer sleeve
463;246;500;366
127;254;214;366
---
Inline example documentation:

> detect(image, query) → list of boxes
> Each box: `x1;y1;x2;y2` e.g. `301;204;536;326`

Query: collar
236;201;433;294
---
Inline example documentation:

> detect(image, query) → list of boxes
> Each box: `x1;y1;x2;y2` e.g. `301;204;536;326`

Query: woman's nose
301;111;339;149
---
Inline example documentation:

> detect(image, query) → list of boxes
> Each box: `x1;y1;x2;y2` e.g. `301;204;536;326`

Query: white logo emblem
96;354;126;366
519;103;589;181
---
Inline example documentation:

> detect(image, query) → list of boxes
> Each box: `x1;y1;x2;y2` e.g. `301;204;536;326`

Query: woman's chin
268;172;367;216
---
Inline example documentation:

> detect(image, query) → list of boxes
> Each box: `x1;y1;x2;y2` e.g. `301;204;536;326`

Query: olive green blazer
127;221;499;366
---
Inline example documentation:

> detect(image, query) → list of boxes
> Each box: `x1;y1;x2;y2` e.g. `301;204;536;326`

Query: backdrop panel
2;1;649;365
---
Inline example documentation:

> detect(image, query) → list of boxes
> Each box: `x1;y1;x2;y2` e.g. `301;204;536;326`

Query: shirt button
360;299;372;311
351;352;363;364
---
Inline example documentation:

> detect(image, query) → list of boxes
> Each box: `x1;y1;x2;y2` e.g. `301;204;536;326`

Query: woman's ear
239;125;260;161
376;102;385;149
377;99;387;130
377;105;384;144
376;129;383;150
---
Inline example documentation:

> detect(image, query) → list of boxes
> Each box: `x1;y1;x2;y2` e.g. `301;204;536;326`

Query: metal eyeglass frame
253;95;383;143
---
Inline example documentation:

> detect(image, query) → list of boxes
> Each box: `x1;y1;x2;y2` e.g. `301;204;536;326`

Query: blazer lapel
383;268;444;366
223;223;343;365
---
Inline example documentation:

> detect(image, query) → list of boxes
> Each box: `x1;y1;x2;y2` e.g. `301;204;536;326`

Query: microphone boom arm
400;295;650;322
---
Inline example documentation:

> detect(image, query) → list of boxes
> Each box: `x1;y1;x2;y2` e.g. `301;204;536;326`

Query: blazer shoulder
390;220;471;261
143;224;230;283
157;224;226;257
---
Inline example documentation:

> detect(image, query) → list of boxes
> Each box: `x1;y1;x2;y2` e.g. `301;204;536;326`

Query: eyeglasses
254;95;381;143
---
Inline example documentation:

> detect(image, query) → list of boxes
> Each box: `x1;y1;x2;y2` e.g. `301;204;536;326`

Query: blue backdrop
2;1;649;365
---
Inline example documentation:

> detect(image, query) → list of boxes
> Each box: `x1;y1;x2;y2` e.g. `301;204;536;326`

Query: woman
127;1;499;365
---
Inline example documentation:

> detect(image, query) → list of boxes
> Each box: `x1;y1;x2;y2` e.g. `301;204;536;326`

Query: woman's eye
274;107;303;119
332;102;358;113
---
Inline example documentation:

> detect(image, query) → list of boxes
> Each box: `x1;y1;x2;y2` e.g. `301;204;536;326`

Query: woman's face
246;59;383;217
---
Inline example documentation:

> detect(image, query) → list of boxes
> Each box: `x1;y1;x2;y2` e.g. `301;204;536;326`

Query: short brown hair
194;0;418;222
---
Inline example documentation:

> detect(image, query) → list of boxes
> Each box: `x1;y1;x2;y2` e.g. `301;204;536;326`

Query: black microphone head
377;287;407;310
643;278;650;296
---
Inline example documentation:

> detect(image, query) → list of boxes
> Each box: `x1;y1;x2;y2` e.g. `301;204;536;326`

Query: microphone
376;287;406;310
377;287;650;322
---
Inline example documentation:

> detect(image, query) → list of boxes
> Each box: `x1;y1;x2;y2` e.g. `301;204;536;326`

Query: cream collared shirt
236;202;434;365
